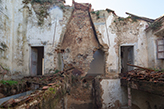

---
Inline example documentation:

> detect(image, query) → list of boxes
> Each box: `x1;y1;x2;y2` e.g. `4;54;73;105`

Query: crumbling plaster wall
91;10;149;109
91;11;149;75
61;2;99;76
0;0;13;75
25;3;73;74
93;77;127;109
146;29;164;69
0;0;73;78
100;79;128;108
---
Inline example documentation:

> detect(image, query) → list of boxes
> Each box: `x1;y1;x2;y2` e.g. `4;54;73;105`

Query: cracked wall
0;0;73;79
146;17;164;69
0;0;14;79
91;10;149;76
91;10;150;109
60;2;100;76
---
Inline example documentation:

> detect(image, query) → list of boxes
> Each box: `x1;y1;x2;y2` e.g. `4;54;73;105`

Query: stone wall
60;2;100;76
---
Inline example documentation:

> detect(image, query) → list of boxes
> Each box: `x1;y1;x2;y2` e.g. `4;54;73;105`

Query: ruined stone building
1;0;164;109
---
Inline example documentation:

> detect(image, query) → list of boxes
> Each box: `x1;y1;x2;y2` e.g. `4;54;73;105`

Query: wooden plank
127;63;154;71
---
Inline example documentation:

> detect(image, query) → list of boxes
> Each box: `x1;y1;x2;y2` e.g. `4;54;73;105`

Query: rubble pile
121;69;164;83
0;70;67;98
0;70;70;108
0;67;89;108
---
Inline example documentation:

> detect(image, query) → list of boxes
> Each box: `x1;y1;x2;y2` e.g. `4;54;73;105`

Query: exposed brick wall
61;2;99;76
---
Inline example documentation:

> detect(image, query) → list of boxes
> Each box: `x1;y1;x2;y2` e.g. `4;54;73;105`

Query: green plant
60;5;65;9
148;67;164;72
131;16;138;22
149;21;162;31
95;11;100;19
49;87;55;91
126;16;131;19
118;17;124;21
96;11;100;16
48;87;56;94
97;16;100;19
54;69;60;74
91;11;95;14
0;80;18;86
31;0;53;4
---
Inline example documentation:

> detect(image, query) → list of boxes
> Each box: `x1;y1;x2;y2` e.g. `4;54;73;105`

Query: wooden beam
127;63;154;71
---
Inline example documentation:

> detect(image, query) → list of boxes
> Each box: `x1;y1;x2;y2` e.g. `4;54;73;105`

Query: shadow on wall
88;49;105;75
132;89;164;109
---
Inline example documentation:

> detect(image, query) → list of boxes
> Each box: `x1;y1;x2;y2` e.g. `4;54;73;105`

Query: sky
65;0;164;19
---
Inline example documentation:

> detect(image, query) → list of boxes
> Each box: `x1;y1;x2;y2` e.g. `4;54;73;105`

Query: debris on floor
120;64;164;83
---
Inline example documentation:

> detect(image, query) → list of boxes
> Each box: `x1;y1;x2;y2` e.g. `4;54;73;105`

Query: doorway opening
88;49;105;75
121;46;134;74
31;47;44;76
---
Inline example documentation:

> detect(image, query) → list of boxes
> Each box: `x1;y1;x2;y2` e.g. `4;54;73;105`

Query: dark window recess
156;38;164;59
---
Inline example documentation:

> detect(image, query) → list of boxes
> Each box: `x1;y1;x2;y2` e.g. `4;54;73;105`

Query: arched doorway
88;49;105;75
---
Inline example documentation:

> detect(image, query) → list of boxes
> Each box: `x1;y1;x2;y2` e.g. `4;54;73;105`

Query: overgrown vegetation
94;11;100;19
31;0;53;4
60;5;65;9
131;16;139;22
22;0;54;4
106;9;113;13
96;11;100;19
149;21;162;31
22;0;65;26
117;16;138;22
90;11;100;19
23;0;64;4
0;42;8;49
149;68;164;72
91;11;95;14
54;69;60;74
0;80;18;86
118;17;125;21
48;87;56;94
37;7;49;26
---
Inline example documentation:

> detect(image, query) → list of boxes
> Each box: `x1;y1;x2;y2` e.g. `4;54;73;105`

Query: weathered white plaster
0;0;72;78
146;29;164;69
93;12;149;74
0;0;13;71
100;79;127;108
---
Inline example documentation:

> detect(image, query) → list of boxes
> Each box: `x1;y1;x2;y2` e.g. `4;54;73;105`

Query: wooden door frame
119;44;135;74
29;45;45;76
